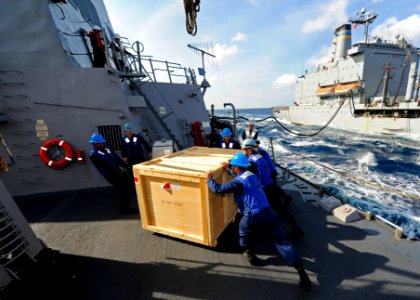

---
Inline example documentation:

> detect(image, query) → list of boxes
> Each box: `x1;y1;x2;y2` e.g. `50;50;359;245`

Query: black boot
242;249;258;266
296;267;312;291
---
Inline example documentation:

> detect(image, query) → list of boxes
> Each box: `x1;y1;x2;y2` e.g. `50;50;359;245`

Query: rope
300;155;420;201
184;0;200;36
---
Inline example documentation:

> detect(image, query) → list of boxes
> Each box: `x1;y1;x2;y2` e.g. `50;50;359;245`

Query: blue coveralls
249;151;284;208
219;138;241;149
208;170;302;267
252;150;304;236
257;147;277;178
89;147;133;210
121;133;152;166
248;153;273;187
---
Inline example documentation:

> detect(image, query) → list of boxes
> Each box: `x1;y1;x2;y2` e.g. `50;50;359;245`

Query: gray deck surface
9;187;420;300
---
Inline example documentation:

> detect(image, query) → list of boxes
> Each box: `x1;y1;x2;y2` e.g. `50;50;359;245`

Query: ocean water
213;108;420;239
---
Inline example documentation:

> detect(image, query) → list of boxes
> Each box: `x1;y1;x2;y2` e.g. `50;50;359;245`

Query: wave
216;108;420;239
357;152;378;167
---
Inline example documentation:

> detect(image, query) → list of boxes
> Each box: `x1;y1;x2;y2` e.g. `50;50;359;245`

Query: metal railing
116;41;197;85
68;29;198;84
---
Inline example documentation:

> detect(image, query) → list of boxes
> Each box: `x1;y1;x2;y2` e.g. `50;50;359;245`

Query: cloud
272;74;297;89
231;32;248;43
307;45;333;66
247;0;262;5
371;14;420;45
301;0;348;33
270;74;296;106
214;44;239;61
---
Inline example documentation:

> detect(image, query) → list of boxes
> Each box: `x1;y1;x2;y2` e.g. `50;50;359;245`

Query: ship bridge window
98;125;123;152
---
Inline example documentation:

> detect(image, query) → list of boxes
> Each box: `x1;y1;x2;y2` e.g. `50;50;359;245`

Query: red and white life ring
39;139;74;170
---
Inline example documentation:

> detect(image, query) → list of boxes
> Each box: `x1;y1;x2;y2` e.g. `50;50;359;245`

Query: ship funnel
334;24;352;60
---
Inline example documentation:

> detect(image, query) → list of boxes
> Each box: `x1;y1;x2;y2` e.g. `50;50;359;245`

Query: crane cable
184;0;200;36
299;155;420;201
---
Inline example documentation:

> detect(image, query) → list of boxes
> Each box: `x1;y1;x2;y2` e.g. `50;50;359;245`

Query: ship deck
7;186;420;300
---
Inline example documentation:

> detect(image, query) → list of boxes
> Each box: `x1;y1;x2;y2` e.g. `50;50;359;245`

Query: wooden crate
132;147;239;247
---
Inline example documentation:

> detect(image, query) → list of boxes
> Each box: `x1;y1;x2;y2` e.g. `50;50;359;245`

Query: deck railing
117;41;197;85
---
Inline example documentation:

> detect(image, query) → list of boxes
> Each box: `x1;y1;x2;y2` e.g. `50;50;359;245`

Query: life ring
39;139;74;170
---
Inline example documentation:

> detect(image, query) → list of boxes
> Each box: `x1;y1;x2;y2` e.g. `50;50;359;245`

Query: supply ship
272;9;420;135
0;2;419;299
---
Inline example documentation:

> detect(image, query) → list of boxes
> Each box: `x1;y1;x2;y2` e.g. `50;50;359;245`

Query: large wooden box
132;147;238;247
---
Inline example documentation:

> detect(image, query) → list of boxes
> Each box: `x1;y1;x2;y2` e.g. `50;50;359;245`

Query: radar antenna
188;43;216;93
349;8;378;43
188;42;216;76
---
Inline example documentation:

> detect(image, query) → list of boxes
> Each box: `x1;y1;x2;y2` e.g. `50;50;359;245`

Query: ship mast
349;8;378;43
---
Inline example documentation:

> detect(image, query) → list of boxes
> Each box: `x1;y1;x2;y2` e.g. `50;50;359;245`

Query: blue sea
214;108;420;239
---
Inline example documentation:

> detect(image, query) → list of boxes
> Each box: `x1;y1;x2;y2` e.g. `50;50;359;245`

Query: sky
103;0;420;109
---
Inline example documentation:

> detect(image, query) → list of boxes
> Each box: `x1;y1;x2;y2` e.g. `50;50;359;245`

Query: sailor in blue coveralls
121;123;152;167
255;140;277;180
207;153;312;291
243;139;305;239
218;128;241;149
89;133;137;214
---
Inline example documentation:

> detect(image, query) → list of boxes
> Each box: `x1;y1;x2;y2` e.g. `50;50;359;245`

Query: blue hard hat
221;128;232;137
123;123;134;131
242;138;257;149
230;152;250;168
89;133;106;143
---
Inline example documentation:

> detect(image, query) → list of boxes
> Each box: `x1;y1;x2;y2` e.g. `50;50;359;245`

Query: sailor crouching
207;153;312;291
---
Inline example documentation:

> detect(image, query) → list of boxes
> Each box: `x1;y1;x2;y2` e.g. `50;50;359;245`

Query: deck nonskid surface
13;187;420;299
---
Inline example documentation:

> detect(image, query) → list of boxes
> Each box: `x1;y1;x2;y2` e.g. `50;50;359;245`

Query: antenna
349;8;378;43
187;43;217;80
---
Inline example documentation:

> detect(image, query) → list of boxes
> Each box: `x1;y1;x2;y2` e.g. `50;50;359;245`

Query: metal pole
201;52;206;79
149;59;156;82
134;41;142;74
383;63;391;106
166;61;172;83
223;103;237;138
269;137;276;164
102;28;112;69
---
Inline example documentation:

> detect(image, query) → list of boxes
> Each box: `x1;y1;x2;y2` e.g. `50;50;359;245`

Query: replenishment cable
214;97;346;137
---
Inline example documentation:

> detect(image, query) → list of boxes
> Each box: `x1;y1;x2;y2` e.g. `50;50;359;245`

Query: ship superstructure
273;9;420;135
0;0;211;197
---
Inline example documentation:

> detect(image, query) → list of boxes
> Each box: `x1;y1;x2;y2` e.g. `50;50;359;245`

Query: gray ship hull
273;103;420;135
